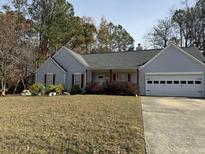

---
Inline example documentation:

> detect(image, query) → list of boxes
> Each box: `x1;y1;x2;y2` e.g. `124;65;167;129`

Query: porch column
91;71;94;83
85;70;87;86
109;69;113;83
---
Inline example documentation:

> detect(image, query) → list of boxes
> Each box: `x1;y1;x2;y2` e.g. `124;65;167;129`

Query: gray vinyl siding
35;59;65;86
140;45;205;96
53;48;86;91
131;72;137;83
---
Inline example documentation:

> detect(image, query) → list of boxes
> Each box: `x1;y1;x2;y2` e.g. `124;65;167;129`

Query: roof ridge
53;46;89;67
82;47;197;56
82;49;161;56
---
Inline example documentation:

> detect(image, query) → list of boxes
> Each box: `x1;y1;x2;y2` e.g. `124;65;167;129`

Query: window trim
117;73;128;82
73;73;82;87
45;73;54;86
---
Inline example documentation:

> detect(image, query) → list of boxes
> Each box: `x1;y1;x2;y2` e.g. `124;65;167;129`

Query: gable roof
182;47;205;63
82;46;205;69
53;47;89;67
51;57;68;72
35;57;67;73
140;44;205;70
45;45;205;70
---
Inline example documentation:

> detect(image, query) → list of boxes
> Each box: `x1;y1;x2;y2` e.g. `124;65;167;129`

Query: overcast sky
70;0;196;47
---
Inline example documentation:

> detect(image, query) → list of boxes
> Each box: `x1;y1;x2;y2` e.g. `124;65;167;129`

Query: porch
86;69;139;85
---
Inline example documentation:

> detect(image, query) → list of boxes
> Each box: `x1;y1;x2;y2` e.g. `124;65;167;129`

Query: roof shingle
82;47;205;69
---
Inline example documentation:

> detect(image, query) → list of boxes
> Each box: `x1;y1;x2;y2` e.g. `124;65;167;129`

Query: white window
74;74;81;86
46;73;54;86
117;73;127;81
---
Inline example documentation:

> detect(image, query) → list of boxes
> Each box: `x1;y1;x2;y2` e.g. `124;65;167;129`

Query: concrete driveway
142;97;205;154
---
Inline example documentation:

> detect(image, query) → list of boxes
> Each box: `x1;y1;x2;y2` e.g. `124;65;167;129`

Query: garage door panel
145;73;203;97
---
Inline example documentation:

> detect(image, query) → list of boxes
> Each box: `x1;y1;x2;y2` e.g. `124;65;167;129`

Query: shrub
47;84;65;95
107;81;137;96
29;83;45;95
55;84;65;95
85;83;104;94
47;84;56;93
103;82;112;94
84;82;137;96
70;84;82;95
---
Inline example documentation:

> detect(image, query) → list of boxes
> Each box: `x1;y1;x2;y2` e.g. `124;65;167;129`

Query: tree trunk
202;22;205;55
85;43;88;53
185;37;188;47
164;39;167;48
180;27;183;47
1;78;3;92
39;37;49;59
13;79;20;95
1;77;6;96
22;77;26;90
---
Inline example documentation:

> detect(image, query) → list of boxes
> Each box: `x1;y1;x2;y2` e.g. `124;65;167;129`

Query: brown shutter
72;74;74;86
53;74;56;85
81;74;84;88
128;73;131;82
113;74;116;82
44;74;47;85
109;70;112;83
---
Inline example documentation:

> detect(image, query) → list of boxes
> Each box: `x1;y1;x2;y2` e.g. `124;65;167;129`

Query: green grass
0;95;145;154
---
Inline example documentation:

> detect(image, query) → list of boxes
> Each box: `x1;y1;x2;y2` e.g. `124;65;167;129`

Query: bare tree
13;44;36;94
0;12;22;96
144;18;175;49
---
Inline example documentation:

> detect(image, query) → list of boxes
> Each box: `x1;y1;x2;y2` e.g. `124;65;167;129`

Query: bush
84;81;138;96
70;84;82;95
85;83;104;94
107;81;137;96
47;84;56;93
55;84;65;94
29;83;45;95
47;84;65;95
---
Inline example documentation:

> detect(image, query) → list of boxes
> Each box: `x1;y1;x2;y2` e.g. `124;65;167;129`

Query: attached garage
139;44;205;97
145;72;204;97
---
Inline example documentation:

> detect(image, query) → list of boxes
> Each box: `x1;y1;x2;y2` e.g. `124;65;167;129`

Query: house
35;44;205;97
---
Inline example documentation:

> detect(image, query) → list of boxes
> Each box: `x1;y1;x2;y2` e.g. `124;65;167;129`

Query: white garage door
145;73;204;97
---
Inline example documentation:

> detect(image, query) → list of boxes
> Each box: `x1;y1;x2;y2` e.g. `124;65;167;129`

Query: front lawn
0;95;145;153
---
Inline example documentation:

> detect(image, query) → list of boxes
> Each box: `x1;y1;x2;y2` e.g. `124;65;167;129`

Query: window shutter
53;74;56;85
81;74;84;88
72;74;74;86
128;73;131;82
44;74;47;85
113;74;116;82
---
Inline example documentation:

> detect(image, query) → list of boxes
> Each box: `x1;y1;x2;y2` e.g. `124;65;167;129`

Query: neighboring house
35;44;205;97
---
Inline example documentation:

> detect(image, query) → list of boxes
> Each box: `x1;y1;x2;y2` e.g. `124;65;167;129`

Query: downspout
85;69;87;88
137;66;140;96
